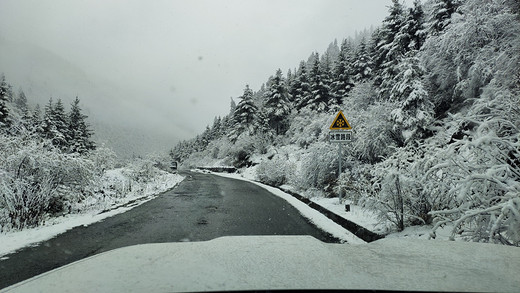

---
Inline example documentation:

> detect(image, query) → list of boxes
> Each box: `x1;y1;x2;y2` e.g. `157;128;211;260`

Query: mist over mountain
0;37;190;158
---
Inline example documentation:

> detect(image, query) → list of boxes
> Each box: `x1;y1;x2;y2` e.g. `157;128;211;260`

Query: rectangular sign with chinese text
329;131;352;143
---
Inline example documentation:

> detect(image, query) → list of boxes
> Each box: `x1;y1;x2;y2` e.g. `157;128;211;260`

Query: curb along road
277;187;384;242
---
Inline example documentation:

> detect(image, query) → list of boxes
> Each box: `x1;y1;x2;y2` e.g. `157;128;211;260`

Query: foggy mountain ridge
0;37;190;157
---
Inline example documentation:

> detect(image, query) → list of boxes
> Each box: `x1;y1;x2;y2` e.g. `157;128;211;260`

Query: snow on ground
0;170;184;258
212;172;366;244
77;168;183;212
311;197;384;233
310;197;456;240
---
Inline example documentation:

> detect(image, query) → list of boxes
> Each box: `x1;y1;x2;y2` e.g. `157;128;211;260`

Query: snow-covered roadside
310;197;455;240
0;171;184;258
210;171;366;244
215;169;459;242
311;197;384;233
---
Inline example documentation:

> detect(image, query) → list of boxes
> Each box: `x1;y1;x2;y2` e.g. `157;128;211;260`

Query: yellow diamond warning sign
329;111;352;130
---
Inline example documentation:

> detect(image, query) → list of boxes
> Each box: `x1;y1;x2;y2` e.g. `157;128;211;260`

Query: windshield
1;0;519;292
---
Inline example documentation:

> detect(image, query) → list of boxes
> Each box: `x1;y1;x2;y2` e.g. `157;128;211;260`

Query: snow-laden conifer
263;69;291;135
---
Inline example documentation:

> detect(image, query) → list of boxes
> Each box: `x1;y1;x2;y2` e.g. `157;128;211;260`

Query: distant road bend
0;171;338;289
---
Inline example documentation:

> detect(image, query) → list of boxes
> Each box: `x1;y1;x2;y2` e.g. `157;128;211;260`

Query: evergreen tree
68;97;95;154
15;89;28;114
220;115;232;135
376;0;407;99
428;0;461;35
292;61;312;111
369;27;385;87
389;54;434;143
263;69;291;135
352;38;374;82
41;98;54;139
51;99;69;150
407;0;427;51
41;98;68;150
332;39;355;104
307;53;333;112
231;85;258;138
324;40;340;63
211;116;222;139
286;68;296;103
0;75;10;129
31;104;43;134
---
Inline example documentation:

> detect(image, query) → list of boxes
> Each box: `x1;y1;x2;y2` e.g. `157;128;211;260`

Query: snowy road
0;171;338;289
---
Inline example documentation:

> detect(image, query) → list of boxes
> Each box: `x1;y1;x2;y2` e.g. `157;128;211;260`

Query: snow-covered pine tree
286;68;295;103
407;0;427;51
332;39;355;104
263;69;291;135
292;61;312;111
41;98;54;139
306;53;333;112
51;99;69;150
352;38;374;82
389;53;434;143
14;89;28;114
0;75;11;129
427;0;461;35
324;39;340;64
210;116;222;139
41;98;69;150
320;53;335;110
230;85;258;140
68;97;95;154
31;104;43;134
375;0;407;100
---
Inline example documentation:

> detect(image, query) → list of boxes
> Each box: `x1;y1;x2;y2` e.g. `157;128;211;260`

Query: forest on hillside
171;0;520;245
0;74;176;232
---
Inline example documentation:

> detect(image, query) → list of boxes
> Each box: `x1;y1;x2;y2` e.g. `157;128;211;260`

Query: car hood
2;236;519;293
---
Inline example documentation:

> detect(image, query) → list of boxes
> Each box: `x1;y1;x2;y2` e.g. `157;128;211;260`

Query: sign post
329;111;352;203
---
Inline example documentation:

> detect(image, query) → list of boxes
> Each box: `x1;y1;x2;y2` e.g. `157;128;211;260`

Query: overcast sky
0;0;406;155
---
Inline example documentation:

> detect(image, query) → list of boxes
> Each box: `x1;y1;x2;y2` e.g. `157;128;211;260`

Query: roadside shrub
125;159;158;183
336;163;372;204
89;145;117;176
0;135;96;229
256;154;294;186
359;144;436;232
298;143;338;196
233;149;251;168
0;173;54;229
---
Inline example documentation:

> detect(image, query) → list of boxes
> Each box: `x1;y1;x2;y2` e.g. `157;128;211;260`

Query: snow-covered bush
96;168;132;198
229;133;257;168
427;84;520;245
352;102;400;163
345;82;377;111
360;143;445;231
336;163;372;204
88;145;117;176
419;0;520;245
285;110;329;149
298;142;338;196
0;134;96;229
0;172;54;230
256;154;294;186
125;159;158;183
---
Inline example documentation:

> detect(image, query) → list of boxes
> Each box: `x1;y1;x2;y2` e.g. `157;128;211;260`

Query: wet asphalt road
0;171;338;289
